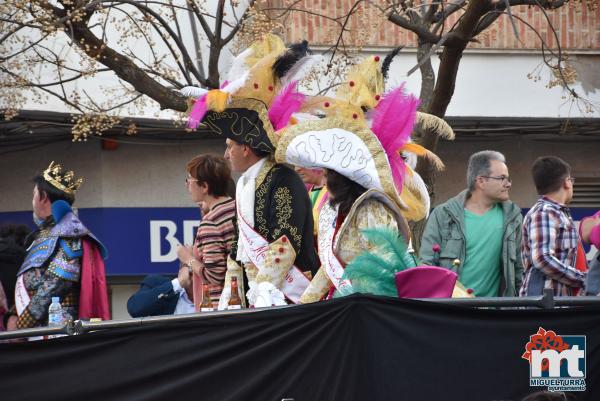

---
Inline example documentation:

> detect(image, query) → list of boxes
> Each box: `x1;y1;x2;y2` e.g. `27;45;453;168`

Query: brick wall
275;0;599;50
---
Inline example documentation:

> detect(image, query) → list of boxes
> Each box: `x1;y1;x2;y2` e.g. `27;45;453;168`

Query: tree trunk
413;0;491;254
411;41;436;253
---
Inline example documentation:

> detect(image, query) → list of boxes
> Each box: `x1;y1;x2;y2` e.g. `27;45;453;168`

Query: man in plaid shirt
520;156;586;296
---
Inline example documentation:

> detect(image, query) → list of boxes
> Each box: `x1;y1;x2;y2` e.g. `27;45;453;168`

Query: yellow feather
415;112;455;140
206;90;230;112
400;188;427;222
401;142;445;171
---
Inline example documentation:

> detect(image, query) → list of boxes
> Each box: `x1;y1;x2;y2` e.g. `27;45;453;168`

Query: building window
571;177;600;208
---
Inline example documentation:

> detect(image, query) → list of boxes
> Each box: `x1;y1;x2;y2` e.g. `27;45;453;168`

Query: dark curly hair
326;169;367;216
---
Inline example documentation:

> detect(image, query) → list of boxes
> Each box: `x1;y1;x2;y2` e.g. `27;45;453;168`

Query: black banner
1;295;599;401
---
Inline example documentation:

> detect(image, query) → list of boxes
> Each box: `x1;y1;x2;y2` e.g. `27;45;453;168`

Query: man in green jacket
420;150;523;297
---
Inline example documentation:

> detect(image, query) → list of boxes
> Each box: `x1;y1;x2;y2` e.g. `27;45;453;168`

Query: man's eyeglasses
567;176;576;184
481;175;512;184
185;177;199;185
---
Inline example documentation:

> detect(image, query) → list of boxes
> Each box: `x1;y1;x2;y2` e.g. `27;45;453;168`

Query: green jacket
420;190;524;297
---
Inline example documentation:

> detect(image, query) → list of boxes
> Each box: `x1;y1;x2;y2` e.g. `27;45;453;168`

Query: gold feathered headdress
300;49;455;221
186;35;319;152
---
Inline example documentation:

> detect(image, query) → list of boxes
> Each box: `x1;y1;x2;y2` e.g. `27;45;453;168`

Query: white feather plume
227;47;253;83
222;71;250;95
180;86;209;98
279;55;322;88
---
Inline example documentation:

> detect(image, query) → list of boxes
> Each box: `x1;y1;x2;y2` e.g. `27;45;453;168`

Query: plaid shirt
520;196;586;296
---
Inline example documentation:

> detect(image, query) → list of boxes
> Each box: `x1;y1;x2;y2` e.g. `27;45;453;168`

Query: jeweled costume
186;35;319;307
15;164;109;329
277;53;466;302
276;118;411;303
300;52;455;223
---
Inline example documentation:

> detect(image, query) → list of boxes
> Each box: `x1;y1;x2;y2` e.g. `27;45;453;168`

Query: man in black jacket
201;99;318;309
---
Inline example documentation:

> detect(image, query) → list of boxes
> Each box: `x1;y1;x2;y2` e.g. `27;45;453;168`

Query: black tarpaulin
1;294;598;401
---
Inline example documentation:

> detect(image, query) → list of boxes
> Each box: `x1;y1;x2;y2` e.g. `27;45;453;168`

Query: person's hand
191;258;205;276
176;244;194;264
177;264;192;292
199;201;210;215
6;314;18;331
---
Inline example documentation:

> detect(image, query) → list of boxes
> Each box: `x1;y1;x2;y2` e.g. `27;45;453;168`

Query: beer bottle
200;283;214;312
228;276;242;310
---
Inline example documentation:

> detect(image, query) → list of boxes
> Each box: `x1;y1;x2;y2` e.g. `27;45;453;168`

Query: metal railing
2;289;599;341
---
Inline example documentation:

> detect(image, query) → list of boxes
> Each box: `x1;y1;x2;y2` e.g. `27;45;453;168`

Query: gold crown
43;161;83;195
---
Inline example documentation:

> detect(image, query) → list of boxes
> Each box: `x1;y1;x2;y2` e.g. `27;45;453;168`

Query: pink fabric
580;211;600;249
591;224;600;249
79;239;111;321
192;272;204;312
0;281;7;331
188;94;208;129
395;266;457;299
192;244;203;312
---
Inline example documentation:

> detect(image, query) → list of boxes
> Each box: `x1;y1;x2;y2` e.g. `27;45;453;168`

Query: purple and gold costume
16;200;106;328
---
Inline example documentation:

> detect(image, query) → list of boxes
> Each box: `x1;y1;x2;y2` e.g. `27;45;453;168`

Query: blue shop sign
1;207;597;276
0;208;201;276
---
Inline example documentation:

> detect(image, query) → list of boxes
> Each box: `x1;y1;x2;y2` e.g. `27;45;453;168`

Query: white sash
236;209;310;304
15;274;45;341
15;274;30;316
318;202;352;293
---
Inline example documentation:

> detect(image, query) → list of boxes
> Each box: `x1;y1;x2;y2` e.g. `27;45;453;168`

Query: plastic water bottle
48;297;66;328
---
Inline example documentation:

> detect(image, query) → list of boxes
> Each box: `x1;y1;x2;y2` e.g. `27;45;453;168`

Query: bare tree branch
103;0;205;84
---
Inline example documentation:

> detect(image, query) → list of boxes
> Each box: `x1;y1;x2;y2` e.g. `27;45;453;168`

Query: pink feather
371;84;420;191
188;94;208;129
268;81;305;131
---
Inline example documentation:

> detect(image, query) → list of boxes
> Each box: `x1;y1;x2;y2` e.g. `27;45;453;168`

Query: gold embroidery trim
206;97;277;151
254;163;276;238
272;186;302;248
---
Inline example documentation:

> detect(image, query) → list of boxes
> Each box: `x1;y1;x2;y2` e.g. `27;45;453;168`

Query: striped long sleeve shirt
194;198;237;305
520;196;586;296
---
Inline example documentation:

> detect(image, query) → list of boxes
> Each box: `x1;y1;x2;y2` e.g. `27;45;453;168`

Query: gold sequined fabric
335;198;400;264
300;194;402;303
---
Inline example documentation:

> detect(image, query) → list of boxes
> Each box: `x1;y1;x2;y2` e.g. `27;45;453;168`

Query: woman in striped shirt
177;154;237;310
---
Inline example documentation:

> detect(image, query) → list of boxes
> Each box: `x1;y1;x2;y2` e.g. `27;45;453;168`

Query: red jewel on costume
282;237;287;243
352;113;358;119
374;56;380;62
349;81;355;87
253;83;259;89
268;85;274;91
467;288;474;294
275;257;281;263
278;247;284;253
324;102;330;108
375;95;381;101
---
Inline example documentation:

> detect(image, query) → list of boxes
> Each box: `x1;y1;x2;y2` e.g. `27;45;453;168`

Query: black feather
381;46;403;81
272;40;310;79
